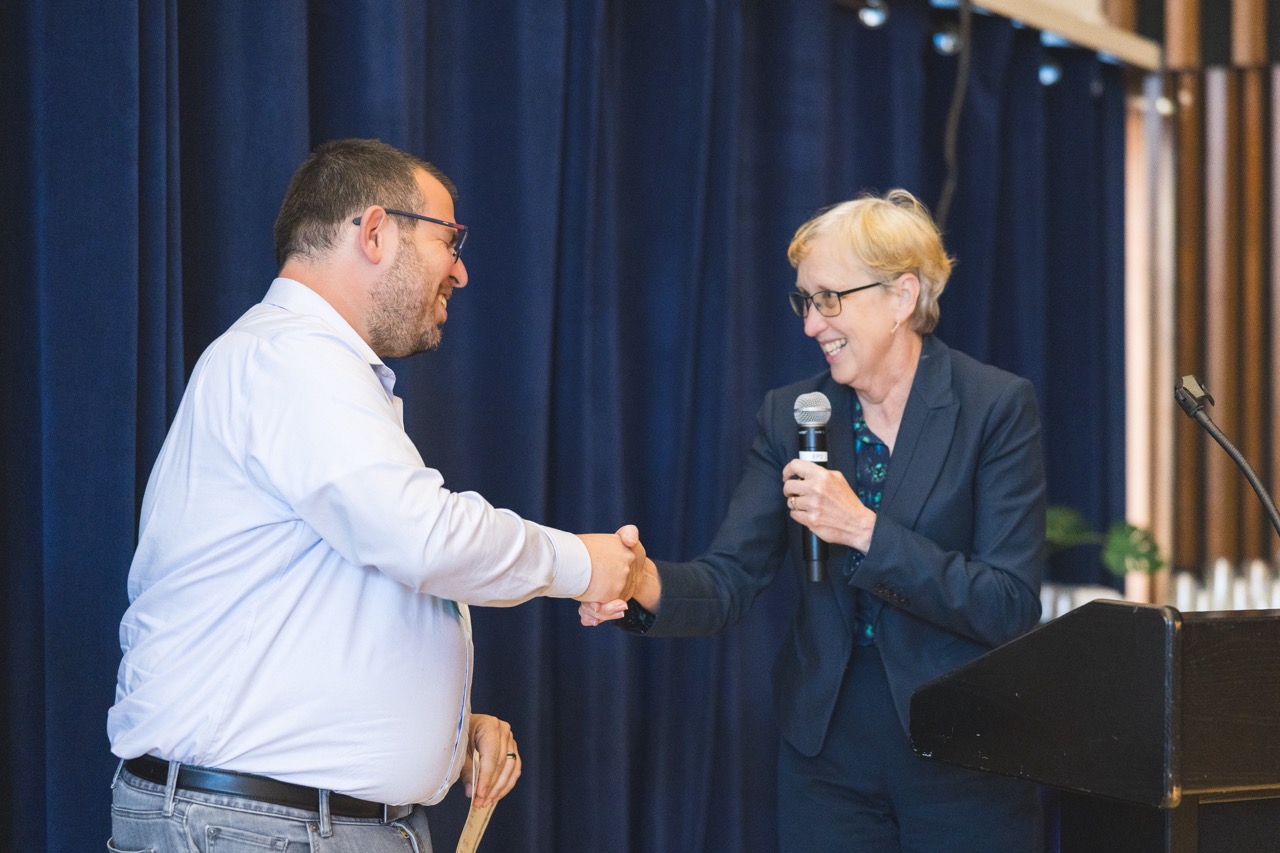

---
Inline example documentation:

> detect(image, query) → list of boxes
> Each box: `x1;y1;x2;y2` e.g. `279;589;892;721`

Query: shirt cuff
539;525;593;598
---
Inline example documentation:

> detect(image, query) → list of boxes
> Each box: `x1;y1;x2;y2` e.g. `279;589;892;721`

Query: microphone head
794;391;832;427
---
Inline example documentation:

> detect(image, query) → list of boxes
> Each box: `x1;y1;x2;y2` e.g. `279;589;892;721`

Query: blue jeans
108;762;433;852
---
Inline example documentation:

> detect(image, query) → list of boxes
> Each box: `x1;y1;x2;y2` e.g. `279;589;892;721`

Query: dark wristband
615;598;656;634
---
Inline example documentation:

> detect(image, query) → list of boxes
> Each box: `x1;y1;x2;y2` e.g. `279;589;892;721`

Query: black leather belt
123;754;404;820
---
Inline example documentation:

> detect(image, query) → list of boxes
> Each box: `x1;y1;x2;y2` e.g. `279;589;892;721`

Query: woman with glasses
584;189;1046;852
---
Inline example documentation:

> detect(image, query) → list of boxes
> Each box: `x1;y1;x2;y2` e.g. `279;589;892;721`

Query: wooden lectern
909;599;1280;852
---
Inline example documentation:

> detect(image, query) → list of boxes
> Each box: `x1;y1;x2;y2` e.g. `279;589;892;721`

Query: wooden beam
1103;0;1137;32
975;0;1162;68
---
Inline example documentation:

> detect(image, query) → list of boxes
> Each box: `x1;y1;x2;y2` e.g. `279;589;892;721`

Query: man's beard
367;240;443;359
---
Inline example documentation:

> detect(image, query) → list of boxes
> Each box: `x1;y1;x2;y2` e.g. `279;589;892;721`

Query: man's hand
461;714;521;809
576;524;646;603
578;527;662;626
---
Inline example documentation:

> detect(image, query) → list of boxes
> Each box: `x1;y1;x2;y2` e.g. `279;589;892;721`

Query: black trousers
777;644;1043;853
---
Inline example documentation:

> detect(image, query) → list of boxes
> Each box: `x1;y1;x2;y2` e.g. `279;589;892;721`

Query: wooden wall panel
1158;0;1278;574
1126;77;1155;539
1152;79;1179;597
1202;68;1242;563
1238;67;1268;559
1272;66;1280;559
1126;71;1179;604
1166;0;1200;71
1233;0;1267;67
1173;70;1206;571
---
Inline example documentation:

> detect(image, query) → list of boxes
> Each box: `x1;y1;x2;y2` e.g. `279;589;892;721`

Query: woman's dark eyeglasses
352;209;468;261
789;281;886;318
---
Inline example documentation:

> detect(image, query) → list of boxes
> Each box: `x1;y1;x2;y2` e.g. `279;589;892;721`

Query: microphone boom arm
1175;376;1280;539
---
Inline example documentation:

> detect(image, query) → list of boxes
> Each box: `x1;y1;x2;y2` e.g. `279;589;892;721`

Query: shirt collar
262;277;397;395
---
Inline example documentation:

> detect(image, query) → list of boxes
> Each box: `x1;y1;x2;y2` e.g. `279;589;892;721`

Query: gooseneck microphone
794;392;833;582
1174;375;1280;538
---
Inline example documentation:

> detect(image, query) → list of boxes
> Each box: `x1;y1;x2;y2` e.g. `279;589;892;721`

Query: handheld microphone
1174;375;1280;538
794;392;833;582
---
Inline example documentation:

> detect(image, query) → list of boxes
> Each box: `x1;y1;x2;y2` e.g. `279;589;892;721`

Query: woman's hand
781;459;877;553
578;598;628;626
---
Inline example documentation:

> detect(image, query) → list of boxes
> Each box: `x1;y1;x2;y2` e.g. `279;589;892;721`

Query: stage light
1039;58;1063;86
932;25;961;56
857;0;889;29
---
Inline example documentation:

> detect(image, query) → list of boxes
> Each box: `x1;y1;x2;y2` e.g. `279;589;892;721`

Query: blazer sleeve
643;390;792;637
854;375;1045;648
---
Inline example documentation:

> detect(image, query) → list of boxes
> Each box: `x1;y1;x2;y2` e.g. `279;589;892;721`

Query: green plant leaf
1045;505;1102;551
1100;521;1166;576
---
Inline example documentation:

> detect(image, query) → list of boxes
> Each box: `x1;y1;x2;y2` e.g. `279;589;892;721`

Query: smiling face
795;235;900;390
366;169;468;358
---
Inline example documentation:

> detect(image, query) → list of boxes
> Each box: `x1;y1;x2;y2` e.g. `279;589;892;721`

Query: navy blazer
649;335;1046;757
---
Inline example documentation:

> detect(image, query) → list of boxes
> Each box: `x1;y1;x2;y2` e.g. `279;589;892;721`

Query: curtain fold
1041;53;1129;584
1;1;1127;849
1;0;42;844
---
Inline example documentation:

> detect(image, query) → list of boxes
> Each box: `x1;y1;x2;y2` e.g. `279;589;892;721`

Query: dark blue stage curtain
0;1;1124;850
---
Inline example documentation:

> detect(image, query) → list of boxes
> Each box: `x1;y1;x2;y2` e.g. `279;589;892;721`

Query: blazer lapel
880;335;959;530
821;377;857;489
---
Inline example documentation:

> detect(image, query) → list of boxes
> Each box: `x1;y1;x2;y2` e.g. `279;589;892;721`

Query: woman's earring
891;320;900;335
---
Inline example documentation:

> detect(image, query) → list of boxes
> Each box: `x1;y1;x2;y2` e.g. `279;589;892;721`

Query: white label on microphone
799;451;828;463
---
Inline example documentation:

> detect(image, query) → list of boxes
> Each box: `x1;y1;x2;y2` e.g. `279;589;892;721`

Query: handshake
574;525;659;626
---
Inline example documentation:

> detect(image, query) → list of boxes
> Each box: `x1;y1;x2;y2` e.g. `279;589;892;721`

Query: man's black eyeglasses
789;281;886;318
352;209;468;261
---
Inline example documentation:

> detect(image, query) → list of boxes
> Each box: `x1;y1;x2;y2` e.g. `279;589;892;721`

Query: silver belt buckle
383;802;413;823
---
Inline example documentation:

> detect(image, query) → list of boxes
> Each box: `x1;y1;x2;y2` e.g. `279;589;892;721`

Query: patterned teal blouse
848;394;890;646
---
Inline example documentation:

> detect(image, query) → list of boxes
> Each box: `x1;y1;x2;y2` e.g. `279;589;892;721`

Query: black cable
1192;410;1280;539
1175;376;1280;540
936;0;973;233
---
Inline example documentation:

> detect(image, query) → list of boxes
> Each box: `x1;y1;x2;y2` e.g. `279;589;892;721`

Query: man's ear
354;206;391;264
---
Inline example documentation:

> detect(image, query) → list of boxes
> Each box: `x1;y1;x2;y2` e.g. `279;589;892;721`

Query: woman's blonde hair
787;189;953;334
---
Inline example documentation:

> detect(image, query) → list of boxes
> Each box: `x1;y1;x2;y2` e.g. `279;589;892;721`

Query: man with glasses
108;138;645;851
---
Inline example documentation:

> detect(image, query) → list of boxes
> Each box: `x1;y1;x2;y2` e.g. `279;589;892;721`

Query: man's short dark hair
273;139;458;269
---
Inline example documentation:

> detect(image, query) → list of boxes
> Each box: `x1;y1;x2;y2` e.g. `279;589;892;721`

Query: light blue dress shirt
108;278;590;805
